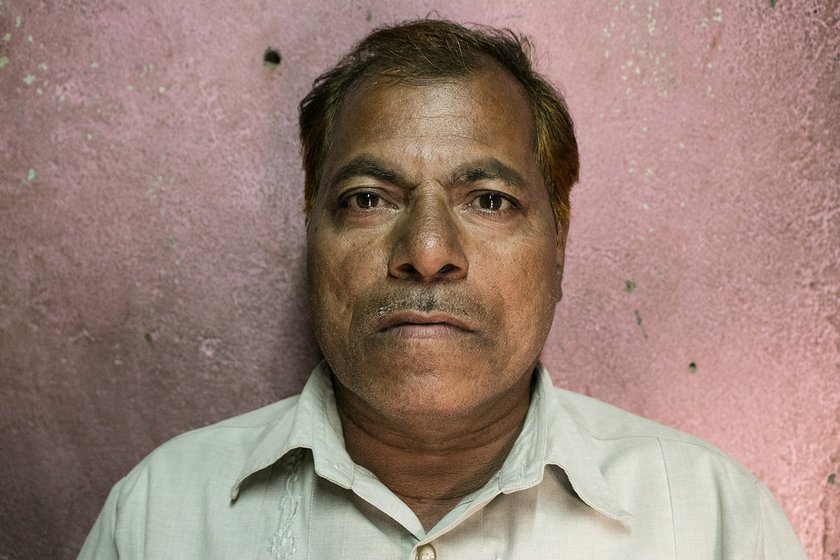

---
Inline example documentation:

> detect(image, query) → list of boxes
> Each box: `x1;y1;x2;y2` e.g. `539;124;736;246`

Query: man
79;20;807;559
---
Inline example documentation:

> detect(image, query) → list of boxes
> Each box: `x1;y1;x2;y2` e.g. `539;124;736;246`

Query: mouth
377;310;473;337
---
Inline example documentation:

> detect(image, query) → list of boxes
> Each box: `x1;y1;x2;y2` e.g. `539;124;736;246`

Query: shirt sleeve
77;480;122;560
755;482;808;560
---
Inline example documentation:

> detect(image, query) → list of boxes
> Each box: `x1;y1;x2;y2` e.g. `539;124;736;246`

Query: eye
347;192;381;209
475;192;513;211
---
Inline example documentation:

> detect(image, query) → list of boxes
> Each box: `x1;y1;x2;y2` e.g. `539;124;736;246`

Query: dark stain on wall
822;437;840;559
264;47;281;66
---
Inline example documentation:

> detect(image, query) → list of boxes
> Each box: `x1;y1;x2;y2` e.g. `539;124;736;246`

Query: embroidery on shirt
269;449;304;559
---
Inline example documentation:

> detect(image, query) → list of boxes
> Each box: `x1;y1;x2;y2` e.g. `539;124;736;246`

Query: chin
351;360;510;417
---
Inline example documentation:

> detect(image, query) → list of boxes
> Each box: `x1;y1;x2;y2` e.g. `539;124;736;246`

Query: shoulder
114;394;300;499
553;386;756;481
553;387;764;513
154;394;298;458
545;386;806;558
550;387;805;557
79;395;304;559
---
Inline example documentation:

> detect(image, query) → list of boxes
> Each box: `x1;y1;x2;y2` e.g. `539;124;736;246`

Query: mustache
360;288;489;324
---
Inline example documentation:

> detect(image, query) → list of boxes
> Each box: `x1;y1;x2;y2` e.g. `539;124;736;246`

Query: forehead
324;68;537;176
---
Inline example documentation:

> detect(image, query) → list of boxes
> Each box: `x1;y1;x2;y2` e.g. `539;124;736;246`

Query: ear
553;224;568;303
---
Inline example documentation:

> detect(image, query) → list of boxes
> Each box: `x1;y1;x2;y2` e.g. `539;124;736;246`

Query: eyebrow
330;156;407;188
451;159;528;192
328;155;528;192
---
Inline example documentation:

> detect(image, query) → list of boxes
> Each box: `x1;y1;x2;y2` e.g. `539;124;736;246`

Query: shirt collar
230;361;355;500
496;363;631;521
231;361;631;522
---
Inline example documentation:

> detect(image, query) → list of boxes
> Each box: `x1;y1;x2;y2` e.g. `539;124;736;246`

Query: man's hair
298;19;579;228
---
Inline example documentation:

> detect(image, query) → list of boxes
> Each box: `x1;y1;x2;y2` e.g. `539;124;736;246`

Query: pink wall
1;1;837;558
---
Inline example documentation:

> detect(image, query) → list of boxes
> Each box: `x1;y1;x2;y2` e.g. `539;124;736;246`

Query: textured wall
1;1;837;558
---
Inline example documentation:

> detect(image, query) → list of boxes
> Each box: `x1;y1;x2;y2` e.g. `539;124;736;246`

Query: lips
376;310;473;333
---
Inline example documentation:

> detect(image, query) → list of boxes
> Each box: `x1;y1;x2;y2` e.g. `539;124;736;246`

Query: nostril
438;264;456;274
400;263;419;276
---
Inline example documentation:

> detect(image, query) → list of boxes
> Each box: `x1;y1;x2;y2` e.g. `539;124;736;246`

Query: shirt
78;362;807;559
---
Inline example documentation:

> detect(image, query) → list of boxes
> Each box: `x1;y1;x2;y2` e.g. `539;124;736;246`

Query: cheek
491;242;559;333
307;244;355;367
307;234;384;323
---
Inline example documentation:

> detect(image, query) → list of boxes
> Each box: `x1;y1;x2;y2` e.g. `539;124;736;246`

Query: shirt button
416;543;436;560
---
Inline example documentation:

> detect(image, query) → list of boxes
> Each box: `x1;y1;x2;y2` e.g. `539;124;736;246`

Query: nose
388;192;468;282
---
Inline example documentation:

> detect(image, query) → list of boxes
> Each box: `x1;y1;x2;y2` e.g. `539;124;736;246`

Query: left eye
475;193;511;211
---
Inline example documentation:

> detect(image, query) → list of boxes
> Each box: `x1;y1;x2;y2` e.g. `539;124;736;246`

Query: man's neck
333;375;533;531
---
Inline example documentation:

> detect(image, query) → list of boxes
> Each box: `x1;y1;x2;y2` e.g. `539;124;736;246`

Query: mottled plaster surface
1;1;837;558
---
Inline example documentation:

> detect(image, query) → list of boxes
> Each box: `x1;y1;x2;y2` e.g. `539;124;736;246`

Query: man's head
301;20;578;424
299;19;579;230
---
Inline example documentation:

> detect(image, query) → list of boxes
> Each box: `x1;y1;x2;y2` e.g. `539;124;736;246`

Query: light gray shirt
79;362;806;559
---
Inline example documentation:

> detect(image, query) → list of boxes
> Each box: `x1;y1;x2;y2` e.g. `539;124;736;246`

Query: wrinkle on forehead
339;68;534;137
325;69;538;183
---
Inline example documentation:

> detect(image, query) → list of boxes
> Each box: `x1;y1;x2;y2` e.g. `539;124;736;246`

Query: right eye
336;189;397;216
350;192;381;209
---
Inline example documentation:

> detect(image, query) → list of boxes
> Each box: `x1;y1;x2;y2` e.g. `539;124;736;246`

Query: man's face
306;67;564;421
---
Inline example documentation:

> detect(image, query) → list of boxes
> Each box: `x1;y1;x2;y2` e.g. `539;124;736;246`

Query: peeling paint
147;174;165;200
20;168;36;186
606;5;673;98
14;15;21;27
38;62;47;71
199;337;221;358
22;74;34;85
0;56;8;69
2;33;10;42
646;0;658;36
